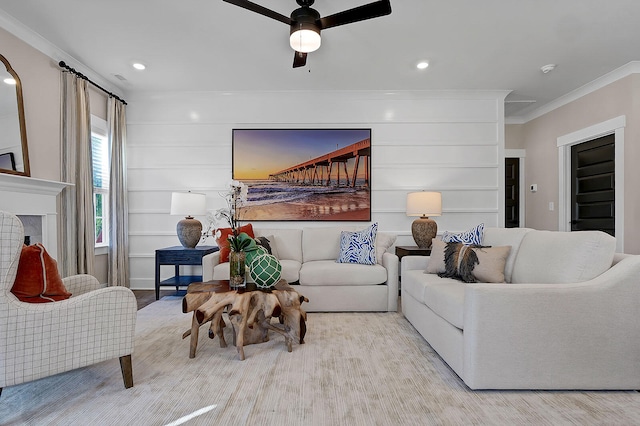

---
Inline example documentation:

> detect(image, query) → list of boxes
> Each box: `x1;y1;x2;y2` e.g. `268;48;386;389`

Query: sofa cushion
303;226;358;262
426;240;511;283
337;223;377;265
402;270;465;329
442;223;485;245
255;235;280;259
511;230;616;284
425;239;448;274
254;228;302;263
216;223;255;263
11;243;72;303
278;259;302;283
483;227;532;283
440;243;511;283
376;232;397;265
213;259;301;283
299;260;387;286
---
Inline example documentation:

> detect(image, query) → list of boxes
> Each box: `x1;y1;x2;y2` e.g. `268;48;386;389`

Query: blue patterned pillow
337;223;378;265
442;223;485;245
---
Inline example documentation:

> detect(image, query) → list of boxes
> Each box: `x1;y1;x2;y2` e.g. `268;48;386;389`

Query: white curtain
107;98;129;287
59;72;95;276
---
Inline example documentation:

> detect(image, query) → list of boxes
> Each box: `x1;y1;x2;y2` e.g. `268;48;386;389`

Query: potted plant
213;181;250;287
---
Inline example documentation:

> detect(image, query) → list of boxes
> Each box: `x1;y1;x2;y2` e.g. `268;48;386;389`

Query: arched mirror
0;54;30;176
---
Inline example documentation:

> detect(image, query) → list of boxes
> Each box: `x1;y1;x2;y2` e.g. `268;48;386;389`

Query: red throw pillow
11;243;72;303
215;223;254;263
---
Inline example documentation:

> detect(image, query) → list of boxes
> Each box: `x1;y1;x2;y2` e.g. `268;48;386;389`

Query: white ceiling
1;0;639;120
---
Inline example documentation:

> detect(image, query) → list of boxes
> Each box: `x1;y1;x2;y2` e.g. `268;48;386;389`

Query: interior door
505;158;520;228
570;134;615;235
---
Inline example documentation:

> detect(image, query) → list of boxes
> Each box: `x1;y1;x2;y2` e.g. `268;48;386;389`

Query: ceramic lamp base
176;216;202;248
411;216;437;248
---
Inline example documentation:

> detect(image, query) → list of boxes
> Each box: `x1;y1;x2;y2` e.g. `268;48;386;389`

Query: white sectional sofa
401;227;640;390
202;226;399;312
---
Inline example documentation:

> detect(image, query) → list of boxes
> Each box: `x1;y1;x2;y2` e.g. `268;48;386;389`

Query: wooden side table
155;245;218;300
395;246;432;295
395;245;432;261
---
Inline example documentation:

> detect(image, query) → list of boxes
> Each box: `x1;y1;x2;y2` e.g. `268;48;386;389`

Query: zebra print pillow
441;223;485;245
336;223;378;265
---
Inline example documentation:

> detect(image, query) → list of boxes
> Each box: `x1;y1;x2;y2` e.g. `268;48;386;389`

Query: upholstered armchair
0;211;137;396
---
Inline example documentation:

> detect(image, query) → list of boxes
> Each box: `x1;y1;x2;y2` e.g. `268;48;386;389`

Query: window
91;116;109;247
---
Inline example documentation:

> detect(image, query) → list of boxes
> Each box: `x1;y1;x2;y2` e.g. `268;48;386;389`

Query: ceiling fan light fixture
290;26;321;53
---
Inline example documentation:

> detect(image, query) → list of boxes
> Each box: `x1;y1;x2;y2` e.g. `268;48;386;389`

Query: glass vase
229;250;246;288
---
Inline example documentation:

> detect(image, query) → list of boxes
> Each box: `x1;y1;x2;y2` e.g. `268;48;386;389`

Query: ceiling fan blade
319;0;391;30
222;0;292;25
293;51;307;68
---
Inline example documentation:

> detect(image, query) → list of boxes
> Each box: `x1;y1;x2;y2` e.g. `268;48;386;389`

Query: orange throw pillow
11;243;72;303
215;223;254;263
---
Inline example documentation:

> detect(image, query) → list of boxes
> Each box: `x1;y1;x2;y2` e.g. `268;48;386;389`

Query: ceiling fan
222;0;392;68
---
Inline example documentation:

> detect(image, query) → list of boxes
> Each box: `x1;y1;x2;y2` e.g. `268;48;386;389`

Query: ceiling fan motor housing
290;7;321;36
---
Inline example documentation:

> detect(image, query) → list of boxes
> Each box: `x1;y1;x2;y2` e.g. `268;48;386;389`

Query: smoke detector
541;64;556;74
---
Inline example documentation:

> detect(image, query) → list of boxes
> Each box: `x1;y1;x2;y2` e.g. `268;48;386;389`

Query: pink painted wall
1;27;109;280
510;74;639;254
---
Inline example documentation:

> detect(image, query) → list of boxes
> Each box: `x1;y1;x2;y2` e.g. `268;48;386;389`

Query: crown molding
516;61;640;124
0;9;126;98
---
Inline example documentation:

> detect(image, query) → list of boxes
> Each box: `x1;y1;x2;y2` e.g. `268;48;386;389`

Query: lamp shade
290;28;321;53
406;192;442;218
170;192;206;217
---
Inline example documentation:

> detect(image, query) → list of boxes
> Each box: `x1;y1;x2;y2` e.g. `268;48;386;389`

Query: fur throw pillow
433;241;511;283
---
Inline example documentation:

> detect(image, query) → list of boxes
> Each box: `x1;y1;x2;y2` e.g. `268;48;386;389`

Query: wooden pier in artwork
268;138;370;188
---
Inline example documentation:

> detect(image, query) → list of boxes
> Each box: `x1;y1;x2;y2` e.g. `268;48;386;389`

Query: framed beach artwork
232;128;371;221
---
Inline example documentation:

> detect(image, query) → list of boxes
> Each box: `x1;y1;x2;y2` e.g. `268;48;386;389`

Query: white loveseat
401;227;640;390
202;226;398;312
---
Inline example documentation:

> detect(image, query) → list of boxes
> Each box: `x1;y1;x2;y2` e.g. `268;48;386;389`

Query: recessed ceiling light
416;61;429;70
132;63;146;70
3;78;16;85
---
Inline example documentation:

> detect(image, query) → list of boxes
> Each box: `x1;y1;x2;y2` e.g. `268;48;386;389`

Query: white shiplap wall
127;90;508;290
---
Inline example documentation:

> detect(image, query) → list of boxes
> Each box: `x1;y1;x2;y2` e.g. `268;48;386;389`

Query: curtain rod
58;61;127;105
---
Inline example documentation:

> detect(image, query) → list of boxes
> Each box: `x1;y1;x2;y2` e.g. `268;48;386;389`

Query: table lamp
406;191;442;248
170;191;206;248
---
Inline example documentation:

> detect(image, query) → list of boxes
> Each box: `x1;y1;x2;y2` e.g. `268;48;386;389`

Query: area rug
2;297;640;425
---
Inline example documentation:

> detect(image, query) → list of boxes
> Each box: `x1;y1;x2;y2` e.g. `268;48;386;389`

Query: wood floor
133;289;186;310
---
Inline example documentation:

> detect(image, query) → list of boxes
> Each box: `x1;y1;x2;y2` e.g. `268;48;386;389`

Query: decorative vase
229;250;246;288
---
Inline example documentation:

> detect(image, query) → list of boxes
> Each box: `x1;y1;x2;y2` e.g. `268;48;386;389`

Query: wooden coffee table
182;280;308;360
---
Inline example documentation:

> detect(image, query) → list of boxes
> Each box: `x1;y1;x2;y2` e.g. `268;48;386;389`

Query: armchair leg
119;355;133;389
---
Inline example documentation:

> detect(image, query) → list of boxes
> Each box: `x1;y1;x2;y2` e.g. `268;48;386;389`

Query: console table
155;245;218;300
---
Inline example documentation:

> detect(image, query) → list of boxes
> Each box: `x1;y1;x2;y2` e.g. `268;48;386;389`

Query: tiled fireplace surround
0;173;70;260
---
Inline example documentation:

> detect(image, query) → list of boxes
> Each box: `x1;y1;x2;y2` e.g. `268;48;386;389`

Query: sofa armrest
202;251;221;281
400;255;430;276
462;255;640;389
63;274;106;296
382;252;399;311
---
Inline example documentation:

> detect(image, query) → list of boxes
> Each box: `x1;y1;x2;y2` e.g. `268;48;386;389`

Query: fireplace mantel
0;173;71;197
0;173;73;259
